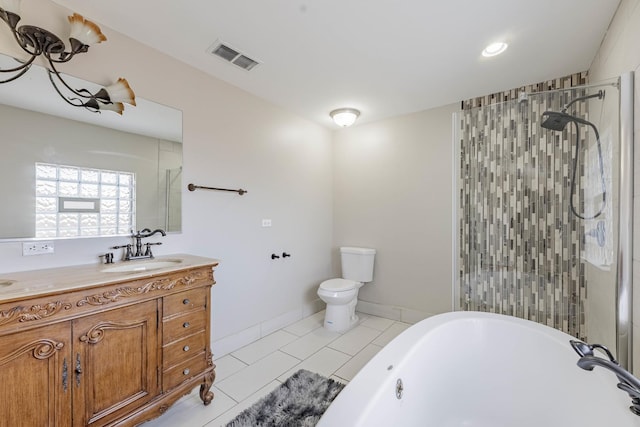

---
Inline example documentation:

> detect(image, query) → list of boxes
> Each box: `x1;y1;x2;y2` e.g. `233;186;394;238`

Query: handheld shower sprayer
540;90;606;220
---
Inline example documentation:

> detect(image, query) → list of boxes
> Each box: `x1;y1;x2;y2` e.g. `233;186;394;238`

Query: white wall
588;0;640;372
0;1;333;347
333;104;458;321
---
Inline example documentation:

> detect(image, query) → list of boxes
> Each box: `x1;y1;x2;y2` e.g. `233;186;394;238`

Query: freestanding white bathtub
318;311;637;426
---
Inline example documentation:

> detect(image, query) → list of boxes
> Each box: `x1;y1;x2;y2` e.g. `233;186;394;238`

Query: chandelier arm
48;40;87;64
0;54;36;75
0;64;32;83
10;27;44;58
46;70;99;112
46;58;97;100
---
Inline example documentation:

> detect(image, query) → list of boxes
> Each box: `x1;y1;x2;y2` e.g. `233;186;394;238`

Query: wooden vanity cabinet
0;261;217;427
0;323;72;427
73;301;159;427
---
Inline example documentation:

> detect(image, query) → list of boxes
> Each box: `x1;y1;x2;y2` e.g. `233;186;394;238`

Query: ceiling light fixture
482;42;508;57
0;0;136;114
330;108;360;127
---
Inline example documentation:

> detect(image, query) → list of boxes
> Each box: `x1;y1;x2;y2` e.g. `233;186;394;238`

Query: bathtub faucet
570;340;640;416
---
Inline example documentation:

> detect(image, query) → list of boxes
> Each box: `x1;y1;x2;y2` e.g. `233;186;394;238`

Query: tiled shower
455;73;620;342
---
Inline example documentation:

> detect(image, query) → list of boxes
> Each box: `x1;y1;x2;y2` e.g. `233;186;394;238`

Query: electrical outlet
22;241;55;256
261;219;272;227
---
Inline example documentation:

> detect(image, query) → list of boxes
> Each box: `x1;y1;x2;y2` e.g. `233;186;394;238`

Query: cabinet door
0;323;71;427
72;301;158;427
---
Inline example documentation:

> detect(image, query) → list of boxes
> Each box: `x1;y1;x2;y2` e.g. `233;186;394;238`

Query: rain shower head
541;111;574;131
541;90;605;132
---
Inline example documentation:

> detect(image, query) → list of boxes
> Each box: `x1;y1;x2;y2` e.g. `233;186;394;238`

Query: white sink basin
101;259;183;273
0;279;16;288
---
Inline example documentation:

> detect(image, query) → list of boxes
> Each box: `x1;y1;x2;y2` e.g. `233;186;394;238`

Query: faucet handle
112;244;134;260
144;242;162;257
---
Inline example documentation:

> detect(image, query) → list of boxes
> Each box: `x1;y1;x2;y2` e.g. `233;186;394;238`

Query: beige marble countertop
0;254;219;302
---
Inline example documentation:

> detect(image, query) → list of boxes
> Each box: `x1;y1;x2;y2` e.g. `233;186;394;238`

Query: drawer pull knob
183;368;190;375
183;299;190;305
183;345;190;352
183;322;190;328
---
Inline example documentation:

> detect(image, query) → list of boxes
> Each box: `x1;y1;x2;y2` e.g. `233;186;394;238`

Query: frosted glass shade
330;108;360;127
68;13;106;46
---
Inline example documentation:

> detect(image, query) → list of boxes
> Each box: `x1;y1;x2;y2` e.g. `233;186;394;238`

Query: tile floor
145;311;411;427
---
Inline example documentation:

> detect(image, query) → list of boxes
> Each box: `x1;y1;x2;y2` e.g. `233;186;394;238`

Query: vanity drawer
163;310;207;344
163;331;206;369
163;353;207;391
164;287;207;317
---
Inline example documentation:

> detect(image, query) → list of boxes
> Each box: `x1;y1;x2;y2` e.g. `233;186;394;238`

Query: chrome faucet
112;228;166;261
570;340;640;416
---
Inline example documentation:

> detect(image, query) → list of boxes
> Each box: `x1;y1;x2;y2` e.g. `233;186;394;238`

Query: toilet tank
340;247;376;282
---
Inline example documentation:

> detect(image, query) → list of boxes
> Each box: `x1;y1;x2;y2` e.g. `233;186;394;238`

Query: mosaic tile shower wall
458;72;590;339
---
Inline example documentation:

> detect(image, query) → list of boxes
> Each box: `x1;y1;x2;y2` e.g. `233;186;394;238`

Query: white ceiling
52;0;620;128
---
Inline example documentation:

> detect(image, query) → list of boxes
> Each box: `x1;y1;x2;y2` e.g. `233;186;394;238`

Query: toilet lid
320;278;359;291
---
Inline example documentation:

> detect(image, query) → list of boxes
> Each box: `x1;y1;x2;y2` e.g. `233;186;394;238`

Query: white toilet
318;247;376;333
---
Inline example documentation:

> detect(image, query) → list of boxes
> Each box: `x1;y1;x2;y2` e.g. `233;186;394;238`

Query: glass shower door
454;81;620;350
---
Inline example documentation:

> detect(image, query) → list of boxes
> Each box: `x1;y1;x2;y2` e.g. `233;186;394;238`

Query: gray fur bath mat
226;369;345;427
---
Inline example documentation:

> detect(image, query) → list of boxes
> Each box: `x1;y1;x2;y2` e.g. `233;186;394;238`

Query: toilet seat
320;278;360;292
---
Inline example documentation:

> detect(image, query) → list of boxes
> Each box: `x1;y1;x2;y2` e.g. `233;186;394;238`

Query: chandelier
0;1;135;114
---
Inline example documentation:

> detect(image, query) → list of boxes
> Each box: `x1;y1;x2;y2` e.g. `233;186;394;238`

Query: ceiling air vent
209;41;260;71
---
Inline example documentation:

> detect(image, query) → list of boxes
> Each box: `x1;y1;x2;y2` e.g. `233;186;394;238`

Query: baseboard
212;299;324;358
356;300;432;324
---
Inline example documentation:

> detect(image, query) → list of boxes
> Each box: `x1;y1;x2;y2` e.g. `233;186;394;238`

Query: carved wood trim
77;270;208;307
0;301;72;326
205;347;214;368
79;320;148;344
199;369;215;405
0;338;64;365
200;348;216;405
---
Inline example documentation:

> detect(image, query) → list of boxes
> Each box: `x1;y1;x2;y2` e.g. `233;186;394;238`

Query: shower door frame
617;71;634;370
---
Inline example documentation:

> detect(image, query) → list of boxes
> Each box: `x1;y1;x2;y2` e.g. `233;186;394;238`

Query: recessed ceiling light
482;42;508;57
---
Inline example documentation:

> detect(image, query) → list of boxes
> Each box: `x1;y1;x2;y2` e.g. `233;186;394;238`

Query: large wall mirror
0;54;182;240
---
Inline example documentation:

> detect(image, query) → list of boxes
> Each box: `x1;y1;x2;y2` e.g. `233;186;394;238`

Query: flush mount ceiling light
330;108;360;127
482;42;508;57
0;0;135;114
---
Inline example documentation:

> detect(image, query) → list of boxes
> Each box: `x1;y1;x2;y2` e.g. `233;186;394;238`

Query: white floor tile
282;310;325;336
142;388;199;427
215;350;300;402
212;325;261;358
213;355;247;383
327;325;382;356
361;314;396;331
230;330;298;365
142;309;399;427
372;322;411;347
280;326;341;360
277;347;352;381
334;344;383;381
207;381;282;427
143;386;235;427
